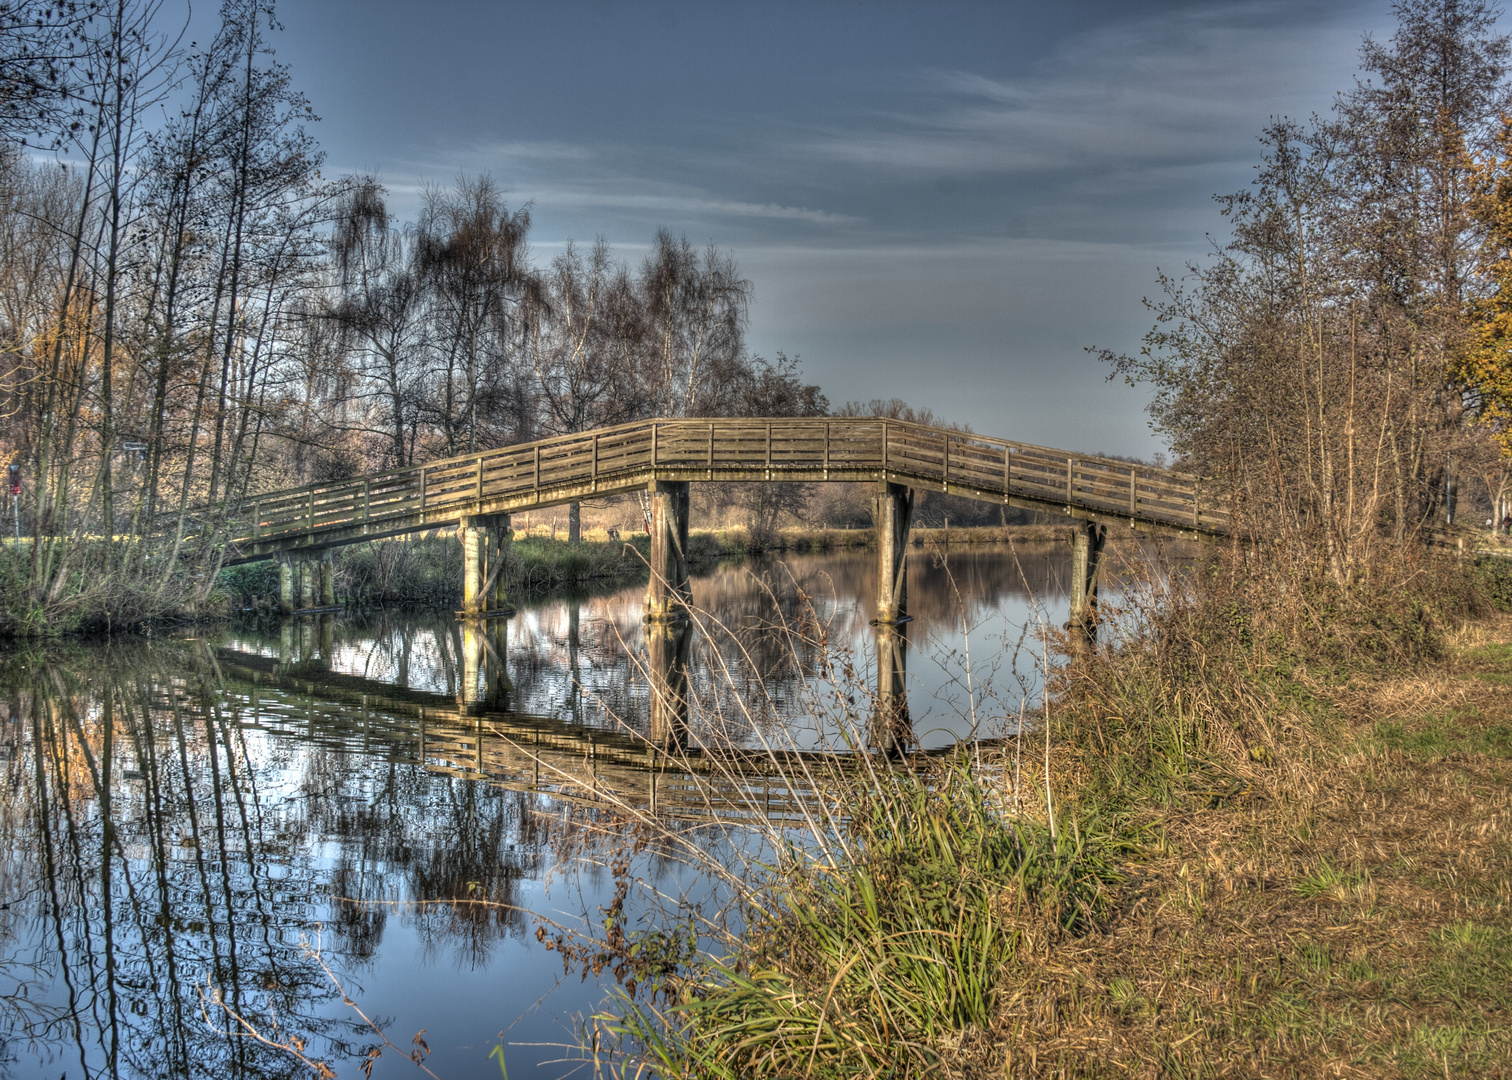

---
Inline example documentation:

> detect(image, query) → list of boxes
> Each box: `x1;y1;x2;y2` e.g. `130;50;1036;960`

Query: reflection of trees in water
223;545;1071;751
0;642;565;1076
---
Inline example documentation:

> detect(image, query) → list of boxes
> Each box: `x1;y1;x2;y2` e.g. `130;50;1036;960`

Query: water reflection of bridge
216;637;894;825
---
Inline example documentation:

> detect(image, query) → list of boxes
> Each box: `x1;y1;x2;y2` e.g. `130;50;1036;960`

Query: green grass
1370;710;1512;759
602;761;1122;1079
1293;858;1368;900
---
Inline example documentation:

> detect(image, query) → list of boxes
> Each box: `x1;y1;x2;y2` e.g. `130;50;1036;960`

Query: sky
263;0;1399;459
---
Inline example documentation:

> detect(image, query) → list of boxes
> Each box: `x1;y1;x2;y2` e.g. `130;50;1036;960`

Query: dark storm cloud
277;0;1394;455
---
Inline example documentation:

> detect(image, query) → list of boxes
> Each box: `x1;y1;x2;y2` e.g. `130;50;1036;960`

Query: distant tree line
0;0;828;626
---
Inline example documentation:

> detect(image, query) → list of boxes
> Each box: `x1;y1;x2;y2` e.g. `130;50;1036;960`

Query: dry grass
947;615;1512;1079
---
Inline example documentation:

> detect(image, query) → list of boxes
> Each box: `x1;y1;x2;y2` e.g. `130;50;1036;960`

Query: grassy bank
593;549;1512;1078
218;523;1074;610
216;529;750;608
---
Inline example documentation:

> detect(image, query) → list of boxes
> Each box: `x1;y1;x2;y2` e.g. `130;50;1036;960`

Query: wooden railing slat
203;416;1223;552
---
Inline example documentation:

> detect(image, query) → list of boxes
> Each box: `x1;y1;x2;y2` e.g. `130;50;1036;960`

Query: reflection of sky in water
227;544;1080;751
0;542;1165;1079
0;649;740;1080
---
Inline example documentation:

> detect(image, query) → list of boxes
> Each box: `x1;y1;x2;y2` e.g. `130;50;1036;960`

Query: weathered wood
458;512;512;616
297;552;315;610
873;480;913;625
319;550;335;607
205;417;1227;563
1069;520;1107;646
644;479;690;621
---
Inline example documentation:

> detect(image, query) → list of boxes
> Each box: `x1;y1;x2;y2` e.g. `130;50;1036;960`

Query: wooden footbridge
214;417;1228;628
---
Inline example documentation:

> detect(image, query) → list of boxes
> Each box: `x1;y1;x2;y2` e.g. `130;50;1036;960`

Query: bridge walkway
215;416;1229;565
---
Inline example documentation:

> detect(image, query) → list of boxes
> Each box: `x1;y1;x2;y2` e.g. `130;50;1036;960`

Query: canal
0;542;1078;1078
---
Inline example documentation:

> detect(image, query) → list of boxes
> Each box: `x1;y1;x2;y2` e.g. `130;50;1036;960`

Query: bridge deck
213;417;1228;562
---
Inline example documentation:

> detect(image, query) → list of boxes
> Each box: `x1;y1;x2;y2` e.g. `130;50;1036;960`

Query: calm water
0;544;1076;1079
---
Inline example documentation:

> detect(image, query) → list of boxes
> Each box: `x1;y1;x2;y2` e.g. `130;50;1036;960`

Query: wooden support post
278;554;294;615
318;549;335;607
1068;520;1107;646
873;620;911;756
644;479;690;621
459;513;512;616
491;513;512;611
459;515;485;616
297;552;315;610
872;480;914;625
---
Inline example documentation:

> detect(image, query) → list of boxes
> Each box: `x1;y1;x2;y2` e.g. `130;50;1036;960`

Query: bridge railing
211;417;1227;552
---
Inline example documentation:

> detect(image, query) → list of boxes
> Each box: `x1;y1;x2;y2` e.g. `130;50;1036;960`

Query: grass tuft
603;760;1120;1078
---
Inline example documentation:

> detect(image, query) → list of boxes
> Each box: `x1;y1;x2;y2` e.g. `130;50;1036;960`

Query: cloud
533;191;860;226
358;138;861;230
794;3;1373;178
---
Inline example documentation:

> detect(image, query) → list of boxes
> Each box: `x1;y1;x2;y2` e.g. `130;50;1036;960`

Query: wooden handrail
202;416;1227;554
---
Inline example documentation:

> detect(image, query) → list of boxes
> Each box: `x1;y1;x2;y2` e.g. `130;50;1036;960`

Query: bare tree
530;238;646;541
326;178;426;468
638;228;750;418
414;175;538;456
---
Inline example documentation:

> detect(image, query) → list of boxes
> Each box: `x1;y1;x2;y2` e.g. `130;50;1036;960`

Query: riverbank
215;523;1078;610
601;551;1512;1077
982;617;1512;1077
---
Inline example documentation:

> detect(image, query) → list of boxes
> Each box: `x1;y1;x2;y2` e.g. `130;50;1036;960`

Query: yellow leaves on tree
1461;120;1512;457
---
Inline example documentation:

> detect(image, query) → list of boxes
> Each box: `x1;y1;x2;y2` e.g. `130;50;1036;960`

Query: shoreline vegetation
585;547;1512;1079
214;523;1081;614
0;519;1110;632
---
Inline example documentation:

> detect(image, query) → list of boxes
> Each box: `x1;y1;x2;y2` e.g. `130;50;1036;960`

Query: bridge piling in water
872;480;914;625
318;550;334;607
297;554;315;610
1069;520;1107;645
644;479;690;622
459;512;512;617
277;554;294;615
